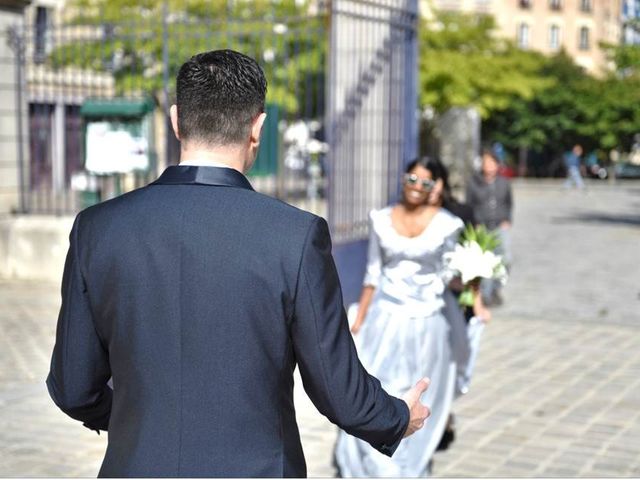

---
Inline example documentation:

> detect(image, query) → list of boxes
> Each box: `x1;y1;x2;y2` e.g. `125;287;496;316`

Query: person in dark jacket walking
465;149;513;305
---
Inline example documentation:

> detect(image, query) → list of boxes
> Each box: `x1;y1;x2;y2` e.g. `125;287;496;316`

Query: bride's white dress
335;206;466;477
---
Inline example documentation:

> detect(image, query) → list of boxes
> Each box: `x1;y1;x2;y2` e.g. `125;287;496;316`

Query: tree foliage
483;48;640;157
419;11;551;119
602;41;640;77
47;0;326;115
420;9;640;172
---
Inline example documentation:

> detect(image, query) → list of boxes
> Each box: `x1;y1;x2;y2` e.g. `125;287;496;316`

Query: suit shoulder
235;191;327;258
78;186;150;223
84;184;153;213
245;190;320;227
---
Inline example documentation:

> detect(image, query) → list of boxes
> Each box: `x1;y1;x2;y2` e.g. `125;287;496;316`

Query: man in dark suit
46;49;430;477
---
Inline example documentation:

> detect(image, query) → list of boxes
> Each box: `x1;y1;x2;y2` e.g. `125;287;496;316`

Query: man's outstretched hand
402;378;431;438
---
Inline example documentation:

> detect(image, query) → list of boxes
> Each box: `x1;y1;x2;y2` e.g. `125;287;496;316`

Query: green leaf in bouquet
460;224;501;252
458;287;475;307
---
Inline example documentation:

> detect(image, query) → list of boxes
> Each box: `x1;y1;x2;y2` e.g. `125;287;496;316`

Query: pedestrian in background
466;149;513;306
426;158;491;452
563;144;586;190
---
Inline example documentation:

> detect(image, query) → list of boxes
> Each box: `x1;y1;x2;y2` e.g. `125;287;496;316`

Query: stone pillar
0;0;31;215
436;106;481;195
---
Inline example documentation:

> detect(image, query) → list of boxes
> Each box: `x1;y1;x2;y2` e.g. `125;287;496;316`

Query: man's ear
250;112;267;147
170;104;180;140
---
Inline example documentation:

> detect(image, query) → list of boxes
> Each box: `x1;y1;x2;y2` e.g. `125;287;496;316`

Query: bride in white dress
334;158;466;477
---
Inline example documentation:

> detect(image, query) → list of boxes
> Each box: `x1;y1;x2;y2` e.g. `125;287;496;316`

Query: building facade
622;0;640;43
24;0;122;212
0;0;31;215
421;0;624;74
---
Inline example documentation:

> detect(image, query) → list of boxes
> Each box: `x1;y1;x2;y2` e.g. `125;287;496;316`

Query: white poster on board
85;121;149;174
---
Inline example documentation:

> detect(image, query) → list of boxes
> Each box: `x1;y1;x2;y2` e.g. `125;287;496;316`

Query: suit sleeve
46;213;112;432
290;216;409;457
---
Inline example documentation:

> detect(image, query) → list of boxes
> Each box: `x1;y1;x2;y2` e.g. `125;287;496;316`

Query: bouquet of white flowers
444;224;508;306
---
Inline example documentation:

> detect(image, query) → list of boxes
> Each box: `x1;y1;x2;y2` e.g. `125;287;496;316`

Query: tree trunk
518;146;528;177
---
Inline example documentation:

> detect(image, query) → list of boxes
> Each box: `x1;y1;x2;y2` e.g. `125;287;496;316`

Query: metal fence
326;0;418;305
326;0;418;244
4;0;419;256
7;0;328;216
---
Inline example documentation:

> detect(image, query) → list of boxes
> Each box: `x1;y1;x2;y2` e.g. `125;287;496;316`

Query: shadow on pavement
551;213;640;227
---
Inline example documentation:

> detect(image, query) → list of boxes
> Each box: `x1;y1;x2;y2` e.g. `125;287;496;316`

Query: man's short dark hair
176;49;267;146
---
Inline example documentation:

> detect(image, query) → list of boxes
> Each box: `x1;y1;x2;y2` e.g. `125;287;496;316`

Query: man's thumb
405;377;430;404
415;377;430;395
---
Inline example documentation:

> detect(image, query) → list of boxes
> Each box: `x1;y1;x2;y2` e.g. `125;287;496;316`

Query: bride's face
402;165;434;207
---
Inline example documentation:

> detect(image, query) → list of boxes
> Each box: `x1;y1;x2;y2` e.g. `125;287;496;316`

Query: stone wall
0;216;73;282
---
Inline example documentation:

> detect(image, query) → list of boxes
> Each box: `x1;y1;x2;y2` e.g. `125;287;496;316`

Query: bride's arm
351;212;382;334
472;286;492;322
351;286;375;333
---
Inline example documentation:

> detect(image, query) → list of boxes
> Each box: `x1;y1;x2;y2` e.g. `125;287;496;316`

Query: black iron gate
327;0;419;305
8;0;328;215
6;1;419;299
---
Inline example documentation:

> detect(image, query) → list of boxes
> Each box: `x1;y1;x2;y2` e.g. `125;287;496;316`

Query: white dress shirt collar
179;160;234;169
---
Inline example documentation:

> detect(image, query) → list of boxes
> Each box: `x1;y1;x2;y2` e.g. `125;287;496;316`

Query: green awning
80;97;156;118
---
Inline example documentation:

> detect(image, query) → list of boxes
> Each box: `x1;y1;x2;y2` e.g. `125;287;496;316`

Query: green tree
483;48;640;174
421;9;640;174
419;11;550;119
602;41;640;77
483;51;588;153
48;0;326;115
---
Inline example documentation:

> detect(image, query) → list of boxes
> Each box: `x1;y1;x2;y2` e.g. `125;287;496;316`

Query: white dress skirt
334;206;467;477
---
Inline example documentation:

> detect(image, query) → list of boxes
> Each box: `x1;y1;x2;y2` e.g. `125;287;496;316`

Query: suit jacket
46;166;409;478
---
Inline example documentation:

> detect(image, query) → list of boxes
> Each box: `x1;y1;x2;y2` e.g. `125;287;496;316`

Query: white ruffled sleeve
440;216;464;284
363;211;383;288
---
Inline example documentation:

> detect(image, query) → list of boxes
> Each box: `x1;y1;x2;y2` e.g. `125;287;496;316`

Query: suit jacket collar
152;165;254;191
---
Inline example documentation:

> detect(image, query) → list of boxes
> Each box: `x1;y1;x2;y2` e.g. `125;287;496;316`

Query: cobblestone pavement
1;180;639;477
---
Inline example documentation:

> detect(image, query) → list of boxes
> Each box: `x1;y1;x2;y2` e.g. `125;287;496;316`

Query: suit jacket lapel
151;166;254;191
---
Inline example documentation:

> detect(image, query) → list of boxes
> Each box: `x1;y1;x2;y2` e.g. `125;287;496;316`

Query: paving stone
503;459;540;470
540;466;581;477
548;452;591;468
593;460;634;472
453;453;503;468
606;443;640;456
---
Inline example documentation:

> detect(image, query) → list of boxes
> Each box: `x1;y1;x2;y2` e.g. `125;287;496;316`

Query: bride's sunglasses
404;173;435;191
